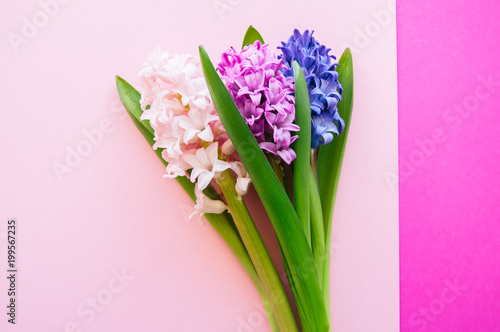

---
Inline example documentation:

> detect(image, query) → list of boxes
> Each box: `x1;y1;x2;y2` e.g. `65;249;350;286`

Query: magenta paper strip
398;1;500;331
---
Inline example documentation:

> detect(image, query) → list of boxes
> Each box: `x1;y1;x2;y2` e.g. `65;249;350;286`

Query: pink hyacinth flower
217;41;299;164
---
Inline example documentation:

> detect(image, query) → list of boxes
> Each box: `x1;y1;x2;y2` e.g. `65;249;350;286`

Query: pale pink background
0;0;399;331
398;1;500;331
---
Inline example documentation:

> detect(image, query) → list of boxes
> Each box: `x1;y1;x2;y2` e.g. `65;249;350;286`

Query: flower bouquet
116;26;353;332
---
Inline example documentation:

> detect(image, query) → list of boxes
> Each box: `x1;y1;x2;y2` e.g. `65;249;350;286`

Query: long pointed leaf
292;61;311;248
309;165;325;284
242;25;264;48
199;46;329;332
316;48;354;316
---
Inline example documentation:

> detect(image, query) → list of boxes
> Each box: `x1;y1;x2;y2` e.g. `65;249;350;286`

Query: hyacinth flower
279;29;345;149
139;51;225;184
217;41;299;164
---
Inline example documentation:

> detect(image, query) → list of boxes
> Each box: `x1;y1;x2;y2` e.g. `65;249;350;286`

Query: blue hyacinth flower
279;29;345;148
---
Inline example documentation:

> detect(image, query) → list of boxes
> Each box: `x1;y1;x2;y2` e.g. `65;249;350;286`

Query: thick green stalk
269;156;286;189
217;170;298;332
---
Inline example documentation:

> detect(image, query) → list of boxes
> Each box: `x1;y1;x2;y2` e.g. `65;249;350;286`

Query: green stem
269;155;286;189
311;148;318;181
308;166;326;286
282;163;294;200
217;170;298;332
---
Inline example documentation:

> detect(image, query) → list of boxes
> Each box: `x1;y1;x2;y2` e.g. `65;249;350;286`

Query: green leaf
316;48;354;317
280;244;309;332
242;25;264;48
292;61;312;249
115;76;281;331
199;46;329;332
309;165;325;285
115;76;153;136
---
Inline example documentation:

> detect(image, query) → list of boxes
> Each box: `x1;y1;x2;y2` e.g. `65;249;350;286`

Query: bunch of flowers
116;26;353;332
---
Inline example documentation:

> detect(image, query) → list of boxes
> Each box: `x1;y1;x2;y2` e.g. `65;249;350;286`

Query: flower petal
197;171;215;190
